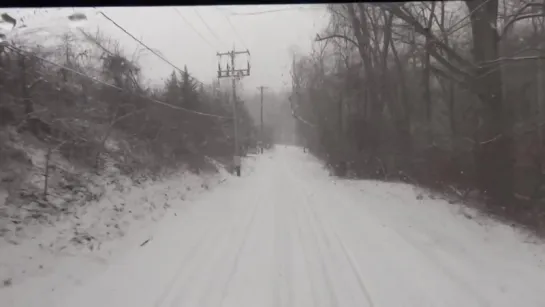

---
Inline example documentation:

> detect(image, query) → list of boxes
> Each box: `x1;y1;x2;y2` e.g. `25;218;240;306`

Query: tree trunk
423;2;435;144
467;0;514;204
347;3;382;152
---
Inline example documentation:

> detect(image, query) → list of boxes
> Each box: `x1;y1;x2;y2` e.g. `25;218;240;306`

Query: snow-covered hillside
0;154;235;306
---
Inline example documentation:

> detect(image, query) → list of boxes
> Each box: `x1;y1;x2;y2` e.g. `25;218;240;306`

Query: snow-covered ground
0;157;234;307
3;146;545;307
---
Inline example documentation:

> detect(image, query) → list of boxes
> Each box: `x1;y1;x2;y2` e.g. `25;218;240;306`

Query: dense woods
0;21;256;216
291;1;545;234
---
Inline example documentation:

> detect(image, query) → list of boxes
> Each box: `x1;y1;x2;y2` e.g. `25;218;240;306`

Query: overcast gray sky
4;5;329;91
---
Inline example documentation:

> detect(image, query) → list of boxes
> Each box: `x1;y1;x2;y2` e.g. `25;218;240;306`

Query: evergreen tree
179;65;198;109
163;70;179;105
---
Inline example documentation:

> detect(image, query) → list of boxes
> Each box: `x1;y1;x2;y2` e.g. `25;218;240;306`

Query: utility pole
538;48;544;150
217;47;250;177
257;85;267;153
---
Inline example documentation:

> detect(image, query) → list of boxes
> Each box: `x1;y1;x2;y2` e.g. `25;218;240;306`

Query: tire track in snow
283;149;483;306
292;170;375;307
298;158;491;307
273;179;292;307
179;154;275;307
280;152;325;307
298;198;340;307
307;192;375;307
330;182;492;307
152;205;233;307
277;151;332;307
151;221;222;306
281;156;340;307
167;196;252;307
152;184;254;307
274;167;315;307
284;152;377;307
217;180;265;307
281;186;297;307
198;193;267;307
292;194;321;307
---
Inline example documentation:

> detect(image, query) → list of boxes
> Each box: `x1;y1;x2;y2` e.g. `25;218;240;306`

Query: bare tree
292;0;545;233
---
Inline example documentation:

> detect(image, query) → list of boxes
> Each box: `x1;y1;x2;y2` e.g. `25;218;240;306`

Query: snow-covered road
26;147;545;306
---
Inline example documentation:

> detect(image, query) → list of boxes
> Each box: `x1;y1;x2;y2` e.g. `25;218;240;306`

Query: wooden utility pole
217;47;250;176
257;85;267;153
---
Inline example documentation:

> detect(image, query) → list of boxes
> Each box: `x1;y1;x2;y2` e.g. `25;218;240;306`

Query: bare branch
315;34;359;49
385;3;476;71
480;54;545;66
429;64;471;90
500;2;545;38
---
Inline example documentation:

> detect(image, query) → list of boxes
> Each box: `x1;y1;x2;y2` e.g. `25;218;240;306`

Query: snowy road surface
24;147;545;306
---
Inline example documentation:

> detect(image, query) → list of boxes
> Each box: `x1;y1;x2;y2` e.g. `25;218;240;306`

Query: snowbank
0;160;231;305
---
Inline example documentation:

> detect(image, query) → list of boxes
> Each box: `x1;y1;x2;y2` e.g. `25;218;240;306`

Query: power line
217;8;248;50
193;8;226;48
215;6;235;14
172;7;218;51
5;44;230;119
226;17;247;49
228;6;322;16
96;10;204;85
